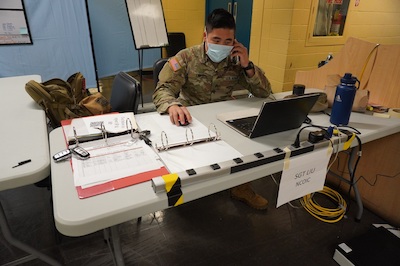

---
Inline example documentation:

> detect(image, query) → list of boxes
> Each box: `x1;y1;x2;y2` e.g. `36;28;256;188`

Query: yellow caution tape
162;173;184;206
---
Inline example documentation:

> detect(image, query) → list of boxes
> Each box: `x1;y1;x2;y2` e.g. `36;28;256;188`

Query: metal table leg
104;225;125;266
0;201;61;266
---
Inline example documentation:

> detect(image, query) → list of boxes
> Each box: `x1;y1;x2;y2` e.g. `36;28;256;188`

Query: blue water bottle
330;73;359;126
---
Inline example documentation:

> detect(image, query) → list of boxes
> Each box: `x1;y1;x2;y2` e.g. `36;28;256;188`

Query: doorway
206;0;253;51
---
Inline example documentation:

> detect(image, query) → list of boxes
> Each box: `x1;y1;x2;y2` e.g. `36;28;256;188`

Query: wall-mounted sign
0;0;33;45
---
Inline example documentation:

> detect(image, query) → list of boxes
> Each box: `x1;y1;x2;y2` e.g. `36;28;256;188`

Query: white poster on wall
126;0;168;49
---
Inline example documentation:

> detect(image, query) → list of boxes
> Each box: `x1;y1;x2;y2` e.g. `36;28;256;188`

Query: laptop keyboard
237;120;254;131
227;116;257;136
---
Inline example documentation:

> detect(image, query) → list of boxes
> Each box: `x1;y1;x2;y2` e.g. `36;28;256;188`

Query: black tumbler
292;84;305;96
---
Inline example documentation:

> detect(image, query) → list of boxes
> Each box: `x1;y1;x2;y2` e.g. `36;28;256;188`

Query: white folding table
0;75;60;266
49;92;400;265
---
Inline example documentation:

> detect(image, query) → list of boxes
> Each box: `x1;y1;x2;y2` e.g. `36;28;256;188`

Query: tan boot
230;183;268;210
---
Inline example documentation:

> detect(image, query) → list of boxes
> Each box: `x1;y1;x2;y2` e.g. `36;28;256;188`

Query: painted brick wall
253;0;400;92
250;0;294;92
161;0;205;50
162;0;400;92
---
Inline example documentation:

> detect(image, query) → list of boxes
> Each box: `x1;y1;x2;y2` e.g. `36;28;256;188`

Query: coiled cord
300;186;347;223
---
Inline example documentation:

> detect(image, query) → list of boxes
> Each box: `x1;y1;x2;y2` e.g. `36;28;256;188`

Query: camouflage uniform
153;43;272;113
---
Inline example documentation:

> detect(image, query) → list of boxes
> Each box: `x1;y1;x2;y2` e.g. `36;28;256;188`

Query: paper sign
276;145;332;208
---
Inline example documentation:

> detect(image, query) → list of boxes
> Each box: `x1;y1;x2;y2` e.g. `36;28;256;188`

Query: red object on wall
330;10;342;35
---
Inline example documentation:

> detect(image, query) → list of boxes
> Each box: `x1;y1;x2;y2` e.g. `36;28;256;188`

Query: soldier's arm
240;65;272;98
231;40;272;98
152;57;187;113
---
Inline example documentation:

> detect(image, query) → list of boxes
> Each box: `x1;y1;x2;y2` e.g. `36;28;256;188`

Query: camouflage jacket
153;42;272;113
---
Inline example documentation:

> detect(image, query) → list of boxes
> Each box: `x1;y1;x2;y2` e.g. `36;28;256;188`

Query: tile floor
0;72;389;265
0;175;388;266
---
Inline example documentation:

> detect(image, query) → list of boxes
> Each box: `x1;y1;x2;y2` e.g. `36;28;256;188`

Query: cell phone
53;149;72;162
71;146;90;160
232;55;240;65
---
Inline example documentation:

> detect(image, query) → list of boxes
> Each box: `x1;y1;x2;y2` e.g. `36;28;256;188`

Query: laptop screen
221;93;320;138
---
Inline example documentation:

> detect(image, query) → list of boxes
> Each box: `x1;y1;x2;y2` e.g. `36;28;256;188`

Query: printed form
71;133;164;189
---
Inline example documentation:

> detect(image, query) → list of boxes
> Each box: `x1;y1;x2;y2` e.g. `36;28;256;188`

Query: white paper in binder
135;113;243;173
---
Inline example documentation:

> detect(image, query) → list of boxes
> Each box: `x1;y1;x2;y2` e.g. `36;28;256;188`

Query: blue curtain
0;0;97;88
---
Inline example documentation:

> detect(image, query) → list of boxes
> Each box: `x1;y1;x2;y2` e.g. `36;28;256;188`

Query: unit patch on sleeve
169;57;182;72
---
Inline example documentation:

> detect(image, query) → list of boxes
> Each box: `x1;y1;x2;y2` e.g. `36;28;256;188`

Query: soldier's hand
231;39;249;68
167;105;192;126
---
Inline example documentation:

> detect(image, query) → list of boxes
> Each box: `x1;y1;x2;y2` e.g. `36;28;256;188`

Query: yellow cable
359;44;380;82
343;133;356;151
300;186;347;223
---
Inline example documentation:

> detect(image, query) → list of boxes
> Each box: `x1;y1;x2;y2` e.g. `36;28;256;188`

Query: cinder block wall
251;0;400;92
161;0;205;56
162;0;400;92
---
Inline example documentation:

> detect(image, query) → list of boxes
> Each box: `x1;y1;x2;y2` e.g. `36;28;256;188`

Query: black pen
137;129;152;146
12;159;32;168
140;134;152;146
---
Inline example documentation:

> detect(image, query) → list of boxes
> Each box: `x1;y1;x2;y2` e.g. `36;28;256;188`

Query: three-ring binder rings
61;113;169;198
134;113;243;174
155;123;221;151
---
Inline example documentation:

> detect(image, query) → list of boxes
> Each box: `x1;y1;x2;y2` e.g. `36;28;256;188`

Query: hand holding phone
231;39;250;68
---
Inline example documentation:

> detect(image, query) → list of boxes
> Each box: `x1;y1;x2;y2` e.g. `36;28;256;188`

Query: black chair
153;58;168;88
110;72;141;114
166;32;186;57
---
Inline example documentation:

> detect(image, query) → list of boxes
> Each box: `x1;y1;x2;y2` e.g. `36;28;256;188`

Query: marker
12;159;32;168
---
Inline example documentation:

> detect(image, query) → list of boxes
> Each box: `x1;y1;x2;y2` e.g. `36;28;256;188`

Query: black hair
205;8;236;33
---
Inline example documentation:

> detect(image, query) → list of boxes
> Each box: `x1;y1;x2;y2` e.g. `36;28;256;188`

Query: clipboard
60;113;169;199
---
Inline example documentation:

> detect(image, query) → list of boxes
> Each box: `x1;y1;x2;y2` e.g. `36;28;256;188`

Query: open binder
155;123;221;151
61;113;169;199
135;113;243;174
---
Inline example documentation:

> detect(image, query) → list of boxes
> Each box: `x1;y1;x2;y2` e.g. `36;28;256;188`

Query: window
306;0;350;46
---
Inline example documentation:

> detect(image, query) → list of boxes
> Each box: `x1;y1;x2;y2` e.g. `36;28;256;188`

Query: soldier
153;8;272;210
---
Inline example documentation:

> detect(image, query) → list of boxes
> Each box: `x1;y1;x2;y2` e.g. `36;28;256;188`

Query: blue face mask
206;42;233;63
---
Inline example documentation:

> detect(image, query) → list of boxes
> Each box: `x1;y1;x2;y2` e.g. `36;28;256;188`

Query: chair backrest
110;72;141;113
153;58;168;88
166;32;186;57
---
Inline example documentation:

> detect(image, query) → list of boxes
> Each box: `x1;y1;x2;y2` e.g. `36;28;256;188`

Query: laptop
217;93;320;138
